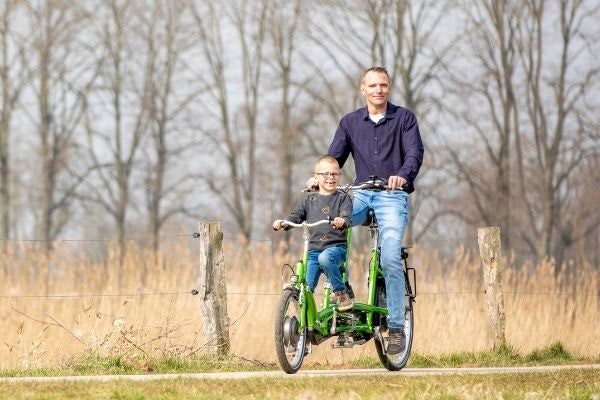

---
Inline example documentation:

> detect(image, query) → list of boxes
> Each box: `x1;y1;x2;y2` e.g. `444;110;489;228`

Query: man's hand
387;175;407;190
272;220;284;231
305;176;319;191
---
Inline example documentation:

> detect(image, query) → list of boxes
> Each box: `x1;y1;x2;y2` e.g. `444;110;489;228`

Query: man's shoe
387;328;406;355
334;290;353;311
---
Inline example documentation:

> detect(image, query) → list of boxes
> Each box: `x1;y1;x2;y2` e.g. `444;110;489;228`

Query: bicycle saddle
361;209;377;226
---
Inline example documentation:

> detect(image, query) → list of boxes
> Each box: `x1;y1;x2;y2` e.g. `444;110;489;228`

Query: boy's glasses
315;172;341;178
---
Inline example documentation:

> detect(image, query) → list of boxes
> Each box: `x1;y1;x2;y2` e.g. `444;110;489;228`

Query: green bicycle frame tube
366;248;379;328
342;227;352;283
294;257;320;332
305;291;318;329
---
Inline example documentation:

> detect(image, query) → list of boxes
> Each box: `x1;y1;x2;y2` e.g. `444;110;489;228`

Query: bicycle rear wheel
274;288;307;374
374;280;414;371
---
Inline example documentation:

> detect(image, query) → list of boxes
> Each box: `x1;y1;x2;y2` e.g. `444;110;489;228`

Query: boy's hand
272;220;284;231
332;217;346;230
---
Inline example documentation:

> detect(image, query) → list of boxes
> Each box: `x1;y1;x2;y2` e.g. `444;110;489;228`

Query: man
328;66;424;355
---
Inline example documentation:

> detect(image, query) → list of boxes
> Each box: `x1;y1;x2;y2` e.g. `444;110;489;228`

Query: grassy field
0;235;598;371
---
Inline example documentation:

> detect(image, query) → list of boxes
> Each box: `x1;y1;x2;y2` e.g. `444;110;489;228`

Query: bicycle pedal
336;312;358;327
337;311;356;319
332;338;353;348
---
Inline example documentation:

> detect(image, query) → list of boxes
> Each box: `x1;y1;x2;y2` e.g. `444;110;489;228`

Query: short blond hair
314;155;339;171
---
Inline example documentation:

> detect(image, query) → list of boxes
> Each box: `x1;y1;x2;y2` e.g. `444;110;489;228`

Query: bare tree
82;0;152;277
442;0;599;266
21;0;96;254
264;0;319;240
189;0;269;241
0;0;30;249
139;1;205;257
512;0;600;267
442;0;521;250
567;151;600;266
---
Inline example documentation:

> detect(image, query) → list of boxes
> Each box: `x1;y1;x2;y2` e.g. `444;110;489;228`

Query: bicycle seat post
367;210;378;240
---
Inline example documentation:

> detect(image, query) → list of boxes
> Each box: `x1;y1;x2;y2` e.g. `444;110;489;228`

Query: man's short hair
362;66;390;83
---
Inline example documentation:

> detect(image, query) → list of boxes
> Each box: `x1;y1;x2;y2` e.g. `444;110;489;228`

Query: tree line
1;0;598;270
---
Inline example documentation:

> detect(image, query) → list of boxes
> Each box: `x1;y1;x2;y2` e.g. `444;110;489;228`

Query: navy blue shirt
328;102;424;193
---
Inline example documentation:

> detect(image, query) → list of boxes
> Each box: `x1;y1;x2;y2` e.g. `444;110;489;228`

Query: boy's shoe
334;290;353;311
345;283;355;300
387;328;406;355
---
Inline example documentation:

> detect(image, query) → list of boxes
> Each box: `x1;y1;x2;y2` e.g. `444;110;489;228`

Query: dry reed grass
0;235;598;370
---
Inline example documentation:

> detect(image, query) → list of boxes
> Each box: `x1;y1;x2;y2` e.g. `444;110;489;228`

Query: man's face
361;71;390;109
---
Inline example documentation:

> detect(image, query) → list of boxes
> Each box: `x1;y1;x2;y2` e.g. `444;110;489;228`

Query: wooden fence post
477;226;506;349
197;221;230;355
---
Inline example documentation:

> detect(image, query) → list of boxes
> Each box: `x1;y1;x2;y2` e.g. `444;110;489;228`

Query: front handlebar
279;219;332;229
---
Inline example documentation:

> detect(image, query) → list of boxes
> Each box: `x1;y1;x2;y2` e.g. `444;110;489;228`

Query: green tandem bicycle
274;179;417;373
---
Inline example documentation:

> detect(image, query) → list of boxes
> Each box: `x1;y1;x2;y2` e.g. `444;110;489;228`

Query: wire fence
2;290;598;300
1;229;598;300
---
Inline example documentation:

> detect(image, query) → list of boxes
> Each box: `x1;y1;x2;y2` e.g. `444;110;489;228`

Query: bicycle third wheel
374;282;414;371
274;288;307;374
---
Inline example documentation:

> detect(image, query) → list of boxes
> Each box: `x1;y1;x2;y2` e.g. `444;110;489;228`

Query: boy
273;156;353;311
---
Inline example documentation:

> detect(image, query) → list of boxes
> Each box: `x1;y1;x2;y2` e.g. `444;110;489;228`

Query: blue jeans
306;245;347;293
351;189;409;330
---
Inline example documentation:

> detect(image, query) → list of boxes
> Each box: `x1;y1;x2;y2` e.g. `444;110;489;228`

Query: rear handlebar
339;176;404;192
303;176;404;193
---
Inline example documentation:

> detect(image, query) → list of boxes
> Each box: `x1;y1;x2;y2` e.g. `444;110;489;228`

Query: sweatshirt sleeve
339;192;353;228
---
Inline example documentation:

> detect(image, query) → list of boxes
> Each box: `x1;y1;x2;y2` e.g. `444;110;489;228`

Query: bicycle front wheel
274;288;307;374
374;280;414;371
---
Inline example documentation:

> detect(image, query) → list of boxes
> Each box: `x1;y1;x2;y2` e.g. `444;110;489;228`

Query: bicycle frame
288;222;323;337
275;177;416;373
284;219;386;340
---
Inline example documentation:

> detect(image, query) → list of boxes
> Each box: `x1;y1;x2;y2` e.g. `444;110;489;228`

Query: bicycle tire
274;288;307;374
374;280;414;371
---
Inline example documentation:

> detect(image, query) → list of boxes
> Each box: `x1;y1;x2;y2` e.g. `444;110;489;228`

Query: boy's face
314;161;341;192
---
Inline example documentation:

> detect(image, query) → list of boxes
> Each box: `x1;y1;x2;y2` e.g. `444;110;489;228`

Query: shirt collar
360;102;398;120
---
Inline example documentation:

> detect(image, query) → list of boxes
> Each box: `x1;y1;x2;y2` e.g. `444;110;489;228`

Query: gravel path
1;364;598;383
